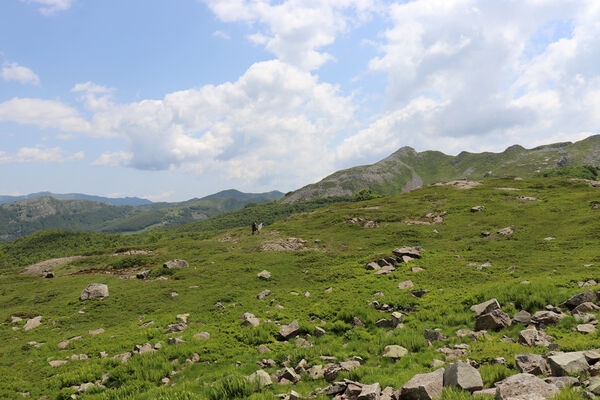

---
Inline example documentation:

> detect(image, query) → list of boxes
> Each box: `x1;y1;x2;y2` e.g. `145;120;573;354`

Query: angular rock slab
515;353;549;375
547;352;590;376
443;360;483;392
400;368;444;400
382;345;408;359
80;283;109;300
475;309;511;331
495;373;558;400
23;316;42;331
560;290;597;310
470;298;500;316
279;320;300;339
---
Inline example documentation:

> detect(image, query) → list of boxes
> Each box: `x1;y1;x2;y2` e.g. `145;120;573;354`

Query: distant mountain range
284;135;600;202
0;192;152;206
0;189;284;241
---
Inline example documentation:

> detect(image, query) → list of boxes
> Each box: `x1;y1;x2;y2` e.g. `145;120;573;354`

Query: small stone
577;324;596;334
315;326;327;337
88;328;104;335
257;289;271;300
279;320;300;339
471;206;485;212
176;314;189;323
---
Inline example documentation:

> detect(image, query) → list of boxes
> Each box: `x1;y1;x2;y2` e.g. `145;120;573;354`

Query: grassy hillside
0;192;285;241
284;134;600;202
1;176;599;399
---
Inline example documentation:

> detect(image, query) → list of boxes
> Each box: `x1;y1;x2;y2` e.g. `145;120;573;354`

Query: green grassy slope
284;134;600;202
0;193;285;242
1;177;599;399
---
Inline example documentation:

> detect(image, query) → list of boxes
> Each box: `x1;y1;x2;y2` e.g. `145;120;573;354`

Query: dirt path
22;256;86;276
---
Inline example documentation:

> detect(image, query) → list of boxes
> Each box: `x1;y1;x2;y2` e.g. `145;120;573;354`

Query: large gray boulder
443;360;483;392
470;299;500;316
495;373;559;400
560;290;597;310
279;320;300;339
400;368;444;400
547;352;590;376
515;353;549;375
80;283;109;300
475;309;511;331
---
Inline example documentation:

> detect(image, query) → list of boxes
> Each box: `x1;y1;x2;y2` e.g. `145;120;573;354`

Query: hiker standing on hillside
252;220;258;235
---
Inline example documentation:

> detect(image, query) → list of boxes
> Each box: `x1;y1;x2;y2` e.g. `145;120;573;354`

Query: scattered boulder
257;289;271;300
497;226;514;236
495;373;558;400
393;247;422;259
424;329;447;342
315;326;327;337
475;309;511;331
48;360;68;367
176;314;189;323
279;320;300;340
400;368;444;400
515;353;549;375
58;336;82;349
194;332;210;340
513;310;532;325
382;345;408;359
308;365;324;380
257;344;271;353
548;352;590;376
247;370;272;388
80;283;109;300
163;259;188;269
136;270;150;279
358;382;380;400
560;290;597;310
241;313;260;327
576;324;596;334
257;270;271;280
166;336;184;345
471;206;485;212
398;280;414;290
443;360;483;392
518;327;554;347
411;289;428;298
531;311;561;326
23;316;42;331
573;302;600;314
545;376;579;389
470;298;500;316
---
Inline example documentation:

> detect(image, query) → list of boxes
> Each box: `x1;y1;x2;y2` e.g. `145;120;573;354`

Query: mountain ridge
283;134;600;202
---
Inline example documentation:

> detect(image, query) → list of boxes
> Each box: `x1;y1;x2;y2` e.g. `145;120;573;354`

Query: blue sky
1;0;599;201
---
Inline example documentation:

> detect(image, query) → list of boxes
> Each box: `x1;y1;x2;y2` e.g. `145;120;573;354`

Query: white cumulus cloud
1;62;40;85
204;0;380;70
0;97;90;133
20;0;75;15
0;146;84;164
